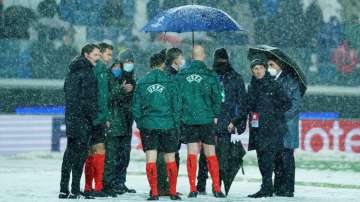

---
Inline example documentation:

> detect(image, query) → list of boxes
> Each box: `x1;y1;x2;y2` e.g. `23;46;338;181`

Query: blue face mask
112;68;122;78
123;63;134;72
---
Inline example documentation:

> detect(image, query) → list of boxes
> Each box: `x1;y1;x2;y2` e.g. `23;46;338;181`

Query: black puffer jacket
64;56;98;143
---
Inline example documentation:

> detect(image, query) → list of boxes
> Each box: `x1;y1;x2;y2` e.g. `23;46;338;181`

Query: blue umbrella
141;5;245;47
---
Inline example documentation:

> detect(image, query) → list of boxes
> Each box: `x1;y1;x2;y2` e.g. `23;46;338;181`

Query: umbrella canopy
141;5;244;33
141;4;245;48
248;45;307;96
222;141;246;196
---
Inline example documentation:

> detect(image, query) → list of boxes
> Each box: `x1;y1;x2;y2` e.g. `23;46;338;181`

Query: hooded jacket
64;56;98;143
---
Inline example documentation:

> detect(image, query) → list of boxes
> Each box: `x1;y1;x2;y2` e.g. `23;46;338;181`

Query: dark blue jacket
236;73;291;151
275;72;302;149
216;68;247;135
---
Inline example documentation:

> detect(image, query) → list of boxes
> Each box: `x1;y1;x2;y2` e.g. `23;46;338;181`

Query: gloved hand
230;133;242;144
230;128;246;144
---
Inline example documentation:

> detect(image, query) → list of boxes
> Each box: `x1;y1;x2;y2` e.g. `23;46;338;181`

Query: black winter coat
217;68;247;135
64;56;99;143
239;73;291;151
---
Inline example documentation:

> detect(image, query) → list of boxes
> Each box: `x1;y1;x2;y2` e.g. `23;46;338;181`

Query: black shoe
58;192;69;199
147;195;159;200
170;194;182;200
188;191;198;198
213;191;226;198
68;192;95;199
114;188;126;195
103;189;118;197
91;191;108;197
123;185;136;193
248;190;273;198
276;192;294;197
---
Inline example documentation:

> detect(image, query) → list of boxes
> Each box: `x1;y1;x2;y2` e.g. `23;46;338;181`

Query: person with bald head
176;45;225;198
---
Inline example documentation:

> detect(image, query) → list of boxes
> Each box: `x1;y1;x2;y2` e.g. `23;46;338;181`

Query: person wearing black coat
59;44;101;199
229;58;291;198
268;57;302;197
197;48;247;194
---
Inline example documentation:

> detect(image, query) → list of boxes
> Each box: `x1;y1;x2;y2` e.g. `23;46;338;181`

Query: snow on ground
1;150;360;202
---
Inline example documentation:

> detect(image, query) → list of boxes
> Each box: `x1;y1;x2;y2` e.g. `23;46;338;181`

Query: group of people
59;42;302;200
60;43;136;199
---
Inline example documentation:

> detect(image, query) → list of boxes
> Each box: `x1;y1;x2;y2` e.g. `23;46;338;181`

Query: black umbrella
248;45;307;96
221;140;246;196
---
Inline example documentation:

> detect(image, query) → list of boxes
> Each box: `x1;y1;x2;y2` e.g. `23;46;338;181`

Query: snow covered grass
1;150;359;202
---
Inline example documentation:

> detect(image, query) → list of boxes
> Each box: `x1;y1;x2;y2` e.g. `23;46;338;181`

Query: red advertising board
300;120;360;153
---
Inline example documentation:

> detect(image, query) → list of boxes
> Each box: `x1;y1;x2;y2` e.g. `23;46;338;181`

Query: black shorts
90;124;106;145
140;128;179;153
182;123;216;145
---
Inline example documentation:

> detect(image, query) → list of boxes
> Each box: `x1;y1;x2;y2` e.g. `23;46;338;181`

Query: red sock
146;162;158;197
166;161;178;196
84;156;94;192
206;155;221;192
187;154;197;192
92;154;105;192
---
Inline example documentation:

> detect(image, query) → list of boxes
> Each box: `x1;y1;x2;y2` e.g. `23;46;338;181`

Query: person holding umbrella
267;56;302;197
177;45;225;198
247;45;307;197
196;48;247;195
228;57;292;198
132;53;181;201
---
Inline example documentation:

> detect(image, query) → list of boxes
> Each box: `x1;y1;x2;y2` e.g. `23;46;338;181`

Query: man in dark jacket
59;44;100;199
83;42;112;197
132;53;181;200
229;58;291;198
196;48;247;194
177;45;225;198
156;47;186;196
268;57;302;197
103;49;136;196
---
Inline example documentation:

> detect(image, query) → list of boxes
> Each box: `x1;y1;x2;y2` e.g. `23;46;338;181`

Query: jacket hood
69;56;94;73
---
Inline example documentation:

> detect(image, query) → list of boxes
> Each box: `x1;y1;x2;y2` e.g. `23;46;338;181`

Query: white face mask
268;67;278;76
123;63;134;72
179;59;186;69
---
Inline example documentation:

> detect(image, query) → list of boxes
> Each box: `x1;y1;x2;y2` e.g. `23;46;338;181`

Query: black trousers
274;149;295;194
103;135;132;190
60;137;89;194
256;149;283;193
197;149;208;190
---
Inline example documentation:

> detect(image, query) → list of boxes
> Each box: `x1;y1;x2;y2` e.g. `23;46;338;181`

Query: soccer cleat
170;194;182;200
147;195;159;200
187;191;198;198
213;191;226;198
